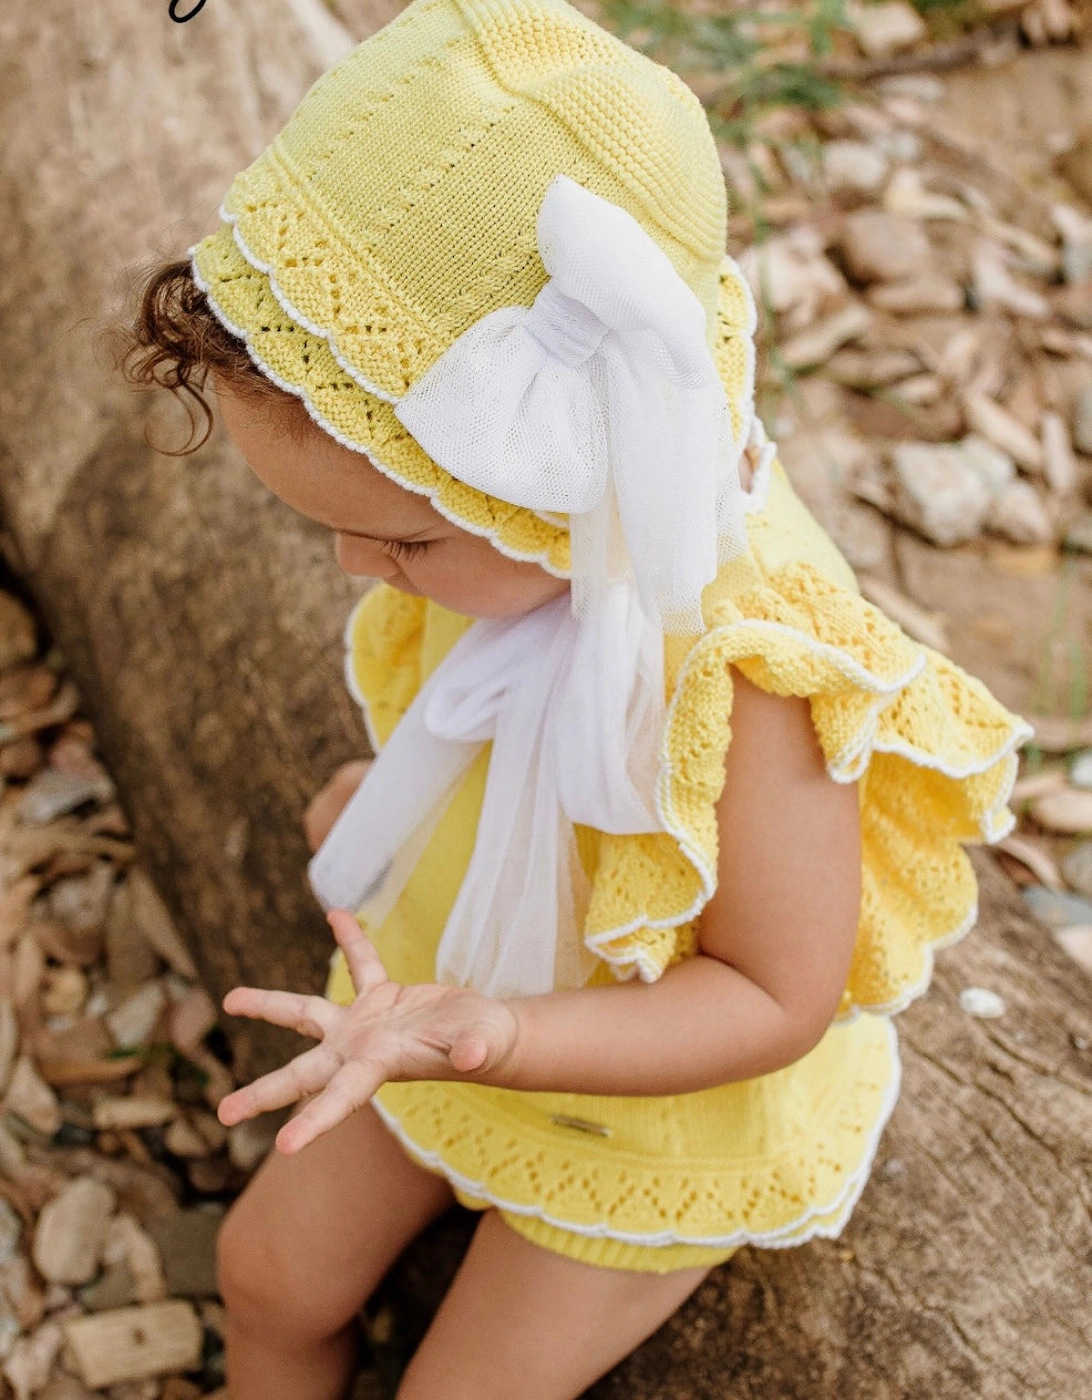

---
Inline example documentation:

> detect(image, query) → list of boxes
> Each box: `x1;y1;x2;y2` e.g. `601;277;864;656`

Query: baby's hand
303;760;373;853
216;910;520;1154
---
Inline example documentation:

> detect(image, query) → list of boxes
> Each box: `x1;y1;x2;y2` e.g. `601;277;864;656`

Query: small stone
738;227;847;325
821;140;889;195
17;769;115;827
187;1156;233;1196
2;1320;63;1400
167;986;216;1056
49;863;115;937
985;481;1054;545
963;393;1045;473
105;882;161;991
163;1117;210;1160
778;301;873;369
958;987;1006;1018
1030;788;1092;833
0;1256;46;1332
62;1301;203;1389
1061;842;1092;899
839;210;931;284
972;241;1051;319
867;275;964;315
1054;926;1092;976
148;1208;223;1300
1068;751;1092;789
825;347;921;387
103;1214;167;1305
226;1116;278;1174
890;437;1013;546
882;167;966;222
0;1000;18;1097
0;739;44;781
80;1260;137;1313
1072;386;1092;457
847;0;927;55
0;1198;22;1266
42;966;88;1018
38;1378;96;1400
1058;138;1092;210
1064;511;1092;555
105;981;167;1049
891;373;944;406
1041;411;1079;496
32;1177;116;1285
1021;883;1092;927
31;918;103;968
4;1057;62;1136
92;1097;178;1132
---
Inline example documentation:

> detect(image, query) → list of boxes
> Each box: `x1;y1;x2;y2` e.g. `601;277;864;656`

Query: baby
120;2;1030;1396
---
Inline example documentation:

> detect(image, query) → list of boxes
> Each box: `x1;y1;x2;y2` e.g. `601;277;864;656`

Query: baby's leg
217;1102;454;1400
395;1211;710;1400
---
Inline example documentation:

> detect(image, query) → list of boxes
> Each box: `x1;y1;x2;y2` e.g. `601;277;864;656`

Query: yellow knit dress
326;441;1031;1274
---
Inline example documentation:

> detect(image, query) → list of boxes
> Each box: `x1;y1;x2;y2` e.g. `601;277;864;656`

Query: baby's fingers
217;1044;336;1127
275;1057;385;1154
223;987;339;1040
327;910;388;995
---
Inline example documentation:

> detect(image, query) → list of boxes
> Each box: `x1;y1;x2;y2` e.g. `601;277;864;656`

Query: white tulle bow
310;175;751;999
308;586;665;999
394;173;748;634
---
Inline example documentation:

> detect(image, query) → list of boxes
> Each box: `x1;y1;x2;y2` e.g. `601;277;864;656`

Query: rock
867;275;964;315
737;227;846;327
80;1260;137;1313
891;373;944;406
1061;840;1092;898
882;168;966;223
0;1199;22;1266
890;436;1014;546
847;0;927;55
1058;136;1092;208
1021;883;1092;927
1069;751;1092;789
0;1000;18;1097
226;1116;278;1173
875;74;945;103
187;1156;233;1196
1052;203;1092;285
1063;511;1092;554
958;987;1006;1019
0;667;57;724
0;739;44;781
4;1056;62;1137
163;1117;210;1160
32;1177;116;1285
31;918;103;969
0;595;38;675
62;1301;203;1389
1041;411;1079;496
839;210;931;285
42;966;88;1018
105;881;161;991
963;392;1045;473
49;863;115;938
103;1214;167;1305
825;347;921;387
17;769;116;827
38;1377;96;1400
147;1208;223;1300
92;1097;178;1132
105;981;167;1049
124;870;197;981
1030;787;1092;833
778;301;874;369
0;1257;46;1332
1073;386;1092;456
985;481;1054;545
1054;925;1092;976
972;241;1051;319
821;141;889;195
2;1320;63;1400
167;986;216;1056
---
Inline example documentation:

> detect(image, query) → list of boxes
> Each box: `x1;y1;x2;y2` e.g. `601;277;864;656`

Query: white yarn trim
188;239;571;580
368;1015;902;1251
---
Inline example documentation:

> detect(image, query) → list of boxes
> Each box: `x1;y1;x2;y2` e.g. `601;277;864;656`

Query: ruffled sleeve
585;462;1032;1019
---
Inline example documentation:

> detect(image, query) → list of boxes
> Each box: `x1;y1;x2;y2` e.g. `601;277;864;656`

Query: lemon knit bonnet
188;0;757;574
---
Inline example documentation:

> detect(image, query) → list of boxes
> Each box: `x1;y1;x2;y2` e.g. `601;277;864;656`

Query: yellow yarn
327;455;1029;1261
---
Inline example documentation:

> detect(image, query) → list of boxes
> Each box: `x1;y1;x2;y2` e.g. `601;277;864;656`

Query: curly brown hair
114;258;309;455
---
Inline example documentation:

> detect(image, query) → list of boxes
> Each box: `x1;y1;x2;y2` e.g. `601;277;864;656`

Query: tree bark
0;3;1089;1396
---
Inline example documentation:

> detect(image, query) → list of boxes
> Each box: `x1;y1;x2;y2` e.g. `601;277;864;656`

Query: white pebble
959;987;1006;1019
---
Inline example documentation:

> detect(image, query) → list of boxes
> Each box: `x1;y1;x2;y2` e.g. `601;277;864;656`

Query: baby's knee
217;1195;336;1340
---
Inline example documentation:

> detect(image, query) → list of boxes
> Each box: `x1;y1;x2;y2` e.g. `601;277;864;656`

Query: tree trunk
0;3;1089;1396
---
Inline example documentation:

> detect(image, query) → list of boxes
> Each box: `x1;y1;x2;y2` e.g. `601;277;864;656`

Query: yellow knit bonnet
189;0;757;573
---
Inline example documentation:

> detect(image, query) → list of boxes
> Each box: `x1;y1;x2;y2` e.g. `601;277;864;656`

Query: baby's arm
485;666;862;1095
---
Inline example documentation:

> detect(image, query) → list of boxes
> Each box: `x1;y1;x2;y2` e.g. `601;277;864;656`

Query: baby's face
215;386;570;619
